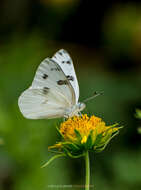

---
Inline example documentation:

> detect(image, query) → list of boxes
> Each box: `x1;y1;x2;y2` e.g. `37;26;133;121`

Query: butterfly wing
52;49;79;103
18;58;76;119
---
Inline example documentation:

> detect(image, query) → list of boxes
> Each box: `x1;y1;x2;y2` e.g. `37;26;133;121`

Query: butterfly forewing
18;58;76;119
52;49;79;103
31;58;75;105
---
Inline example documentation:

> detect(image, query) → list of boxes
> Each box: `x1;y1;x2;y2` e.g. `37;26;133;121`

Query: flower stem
85;151;90;190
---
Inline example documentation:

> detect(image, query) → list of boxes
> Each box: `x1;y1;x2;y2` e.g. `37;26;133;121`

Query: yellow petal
81;136;87;144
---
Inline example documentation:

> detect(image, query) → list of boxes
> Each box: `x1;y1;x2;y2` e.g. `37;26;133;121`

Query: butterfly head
65;102;86;118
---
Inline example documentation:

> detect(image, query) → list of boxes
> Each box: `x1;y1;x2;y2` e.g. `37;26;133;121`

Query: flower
49;114;121;158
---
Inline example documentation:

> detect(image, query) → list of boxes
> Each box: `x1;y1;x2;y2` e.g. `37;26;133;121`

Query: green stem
85;151;90;190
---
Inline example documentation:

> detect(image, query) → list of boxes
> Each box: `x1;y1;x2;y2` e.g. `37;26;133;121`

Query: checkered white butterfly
18;49;86;119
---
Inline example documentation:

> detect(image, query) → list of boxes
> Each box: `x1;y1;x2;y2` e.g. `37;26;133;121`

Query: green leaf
85;131;93;150
63;142;80;152
74;129;82;140
63;147;84;158
93;134;103;146
56;126;64;138
98;133;112;146
95;130;119;152
41;153;65;168
66;151;85;158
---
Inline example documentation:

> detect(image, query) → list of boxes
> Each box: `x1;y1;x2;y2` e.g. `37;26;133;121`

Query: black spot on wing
42;74;48;79
43;87;49;94
61;60;71;64
66;75;74;81
44;59;49;64
66;60;71;64
58;52;63;56
50;67;61;71
57;80;68;85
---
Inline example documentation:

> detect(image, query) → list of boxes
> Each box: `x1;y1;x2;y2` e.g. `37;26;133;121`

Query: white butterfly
18;49;86;119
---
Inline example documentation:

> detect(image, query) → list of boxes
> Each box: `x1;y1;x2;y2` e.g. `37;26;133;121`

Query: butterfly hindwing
18;58;76;119
52;49;79;103
18;88;68;119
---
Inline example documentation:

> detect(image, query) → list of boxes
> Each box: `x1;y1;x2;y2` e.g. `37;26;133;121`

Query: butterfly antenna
83;91;104;103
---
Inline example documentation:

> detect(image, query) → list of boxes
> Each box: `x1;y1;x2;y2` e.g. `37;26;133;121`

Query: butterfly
18;49;86;119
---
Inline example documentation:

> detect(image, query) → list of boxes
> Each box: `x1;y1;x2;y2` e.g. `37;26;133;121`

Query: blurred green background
0;0;141;189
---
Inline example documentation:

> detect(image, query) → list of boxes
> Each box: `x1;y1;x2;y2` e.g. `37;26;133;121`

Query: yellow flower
49;114;121;157
60;114;118;142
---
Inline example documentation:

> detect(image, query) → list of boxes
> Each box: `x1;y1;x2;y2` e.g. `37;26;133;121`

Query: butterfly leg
63;114;69;121
78;112;82;117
